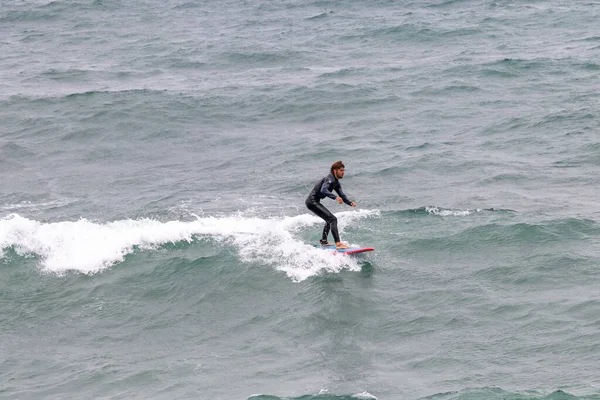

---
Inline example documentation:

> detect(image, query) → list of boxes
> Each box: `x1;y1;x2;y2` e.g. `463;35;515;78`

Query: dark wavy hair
330;160;345;174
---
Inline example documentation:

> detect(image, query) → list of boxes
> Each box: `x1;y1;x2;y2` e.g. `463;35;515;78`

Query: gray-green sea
2;1;600;399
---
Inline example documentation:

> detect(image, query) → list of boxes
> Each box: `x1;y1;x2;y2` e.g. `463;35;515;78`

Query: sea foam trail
0;210;378;281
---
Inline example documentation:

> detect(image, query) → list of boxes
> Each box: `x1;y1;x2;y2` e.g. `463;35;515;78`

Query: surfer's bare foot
320;240;334;246
335;242;350;249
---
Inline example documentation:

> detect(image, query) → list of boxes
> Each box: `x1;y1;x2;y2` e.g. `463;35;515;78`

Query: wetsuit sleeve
320;178;338;200
335;186;353;205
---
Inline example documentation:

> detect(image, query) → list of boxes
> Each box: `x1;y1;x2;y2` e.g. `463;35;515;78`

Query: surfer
306;160;357;249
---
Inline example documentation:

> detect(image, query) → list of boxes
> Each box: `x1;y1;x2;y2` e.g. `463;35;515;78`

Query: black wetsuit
305;173;353;244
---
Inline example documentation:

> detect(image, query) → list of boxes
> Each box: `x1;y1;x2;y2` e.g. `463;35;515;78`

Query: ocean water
2;0;600;399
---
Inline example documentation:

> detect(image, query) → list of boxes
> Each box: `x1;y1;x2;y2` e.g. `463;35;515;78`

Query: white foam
317;390;377;399
353;391;378;400
0;198;76;212
0;210;378;280
425;206;476;217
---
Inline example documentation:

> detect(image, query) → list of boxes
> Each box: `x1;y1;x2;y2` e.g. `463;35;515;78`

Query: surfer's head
331;160;345;179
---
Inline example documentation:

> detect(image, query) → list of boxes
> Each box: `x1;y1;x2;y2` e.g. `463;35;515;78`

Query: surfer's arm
335;187;353;206
320;179;337;200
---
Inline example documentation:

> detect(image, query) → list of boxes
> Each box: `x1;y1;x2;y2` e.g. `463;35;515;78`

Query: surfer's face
334;168;345;179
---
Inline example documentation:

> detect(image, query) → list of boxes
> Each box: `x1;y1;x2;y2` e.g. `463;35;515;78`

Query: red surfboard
315;245;374;255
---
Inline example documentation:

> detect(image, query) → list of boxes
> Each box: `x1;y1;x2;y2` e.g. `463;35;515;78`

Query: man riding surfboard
305;161;356;250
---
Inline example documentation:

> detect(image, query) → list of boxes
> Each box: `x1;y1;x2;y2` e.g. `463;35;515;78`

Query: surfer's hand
350;202;356;207
336;197;343;204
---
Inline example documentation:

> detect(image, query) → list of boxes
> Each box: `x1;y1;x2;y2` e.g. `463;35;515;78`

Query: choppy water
2;1;600;399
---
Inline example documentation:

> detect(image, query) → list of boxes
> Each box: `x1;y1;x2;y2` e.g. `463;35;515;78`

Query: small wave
480;68;519;78
480;117;529;135
370;25;437;42
574;35;600;42
41;68;90;81
0;210;378;280
420;387;595;400
306;11;333;20
0;142;37;158
317;68;365;79
0;7;61;23
578;62;600;70
64;88;163;100
393;206;512;217
411;84;481;97
248;391;377;400
534;110;595;128
337;23;433;43
1;0;108;23
172;1;202;9
222;50;299;65
425;206;479;217
405;142;434;151
411;217;600;250
442;84;481;92
0;199;77;213
487;58;549;71
426;0;471;8
168;59;208;69
480;172;528;184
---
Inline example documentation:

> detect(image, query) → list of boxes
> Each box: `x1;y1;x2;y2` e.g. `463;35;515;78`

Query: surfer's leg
306;201;340;243
314;203;339;243
306;203;348;250
322;221;331;243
